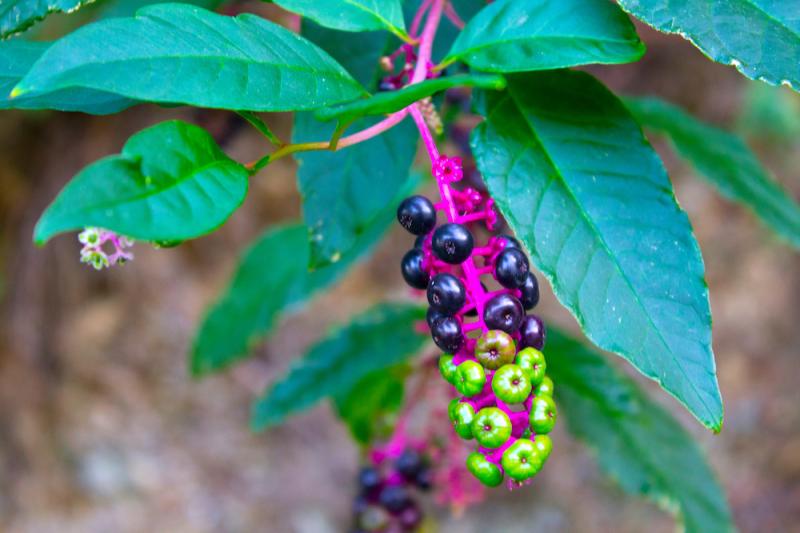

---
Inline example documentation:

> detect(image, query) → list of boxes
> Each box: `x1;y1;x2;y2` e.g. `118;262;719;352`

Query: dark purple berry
353;495;370;515
398;502;423;530
396;450;424;479
483;294;524;333
378;485;410;514
379;79;398;92
431;316;464;353
401;249;429;290
427;273;466;314
494;248;530;289
520;272;540;310
432;223;473;264
358;466;382;492
414;468;432;491
413;234;426;249
495;234;521;251
519;315;546;350
426;307;449;328
397;196;436;235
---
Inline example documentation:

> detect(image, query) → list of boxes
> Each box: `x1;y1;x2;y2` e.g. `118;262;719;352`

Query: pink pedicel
78;227;134;270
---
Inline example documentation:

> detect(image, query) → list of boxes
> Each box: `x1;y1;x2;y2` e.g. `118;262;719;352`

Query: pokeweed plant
3;0;799;530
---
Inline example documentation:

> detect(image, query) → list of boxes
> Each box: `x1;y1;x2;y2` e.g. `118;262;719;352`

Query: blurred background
0;5;798;532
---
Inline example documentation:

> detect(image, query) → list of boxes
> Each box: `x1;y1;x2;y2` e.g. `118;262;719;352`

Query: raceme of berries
395;143;556;488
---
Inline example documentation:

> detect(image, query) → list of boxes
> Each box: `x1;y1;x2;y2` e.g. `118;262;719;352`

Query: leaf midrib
500;88;716;424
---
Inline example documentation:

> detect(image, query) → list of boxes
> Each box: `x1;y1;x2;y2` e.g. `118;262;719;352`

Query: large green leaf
617;0;800;92
0;0;93;38
472;71;723;431
333;365;408;445
445;0;645;72
274;0;406;38
547;327;734;533
251;303;426;431
626;96;800;248
34;120;248;244
0;40;133;114
191;177;414;375
296;21;417;268
315;73;506;123
98;0;222;18
294;113;418;268
12;4;364;111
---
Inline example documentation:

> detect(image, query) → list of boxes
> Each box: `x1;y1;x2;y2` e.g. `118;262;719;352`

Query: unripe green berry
451;401;475;439
455;360;486;397
475;330;516;370
515;347;546;386
501;438;543;481
491;364;532;404
533;434;553;460
439;354;458;385
529;395;557;435
447;398;459;421
534;375;554;397
471;407;512;448
466;452;504;487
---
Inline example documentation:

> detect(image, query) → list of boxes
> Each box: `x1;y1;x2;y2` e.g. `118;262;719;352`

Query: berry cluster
396;156;556;488
352;448;431;532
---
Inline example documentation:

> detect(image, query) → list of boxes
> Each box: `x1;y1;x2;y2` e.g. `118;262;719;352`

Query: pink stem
443;2;465;29
410;0;433;37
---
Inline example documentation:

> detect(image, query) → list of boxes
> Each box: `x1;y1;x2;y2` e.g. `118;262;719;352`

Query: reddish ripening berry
430;316;464;353
515;347;546;386
400;249;429;290
427;273;466;314
494;248;530;289
471;407;512;448
483;294;524;333
530;395;557;435
455;360;486;397
466;452;504;487
474;329;516;370
432;223;473;264
491;364;532;404
520;272;540;310
519;314;546;350
397;195;436;235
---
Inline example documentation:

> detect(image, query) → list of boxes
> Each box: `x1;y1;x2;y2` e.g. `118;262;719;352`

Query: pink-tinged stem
410;0;433;37
443;2;465;29
337;109;409;148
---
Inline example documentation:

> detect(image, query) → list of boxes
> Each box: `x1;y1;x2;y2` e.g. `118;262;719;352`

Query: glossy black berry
358;466;382;492
398;502;423;530
483;294;524;333
495;234;521;251
520;272;540;310
427;273;466;314
431;316;464;353
396;450;424;479
519;314;546;350
378;484;410;514
397;196;436;235
432;223;473;264
400;249;429;290
413;234;426;249
495;248;530;289
426;307;449;328
414;468;433;491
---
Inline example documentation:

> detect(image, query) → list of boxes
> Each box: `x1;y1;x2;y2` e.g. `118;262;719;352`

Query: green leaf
251;302;426;431
472;71;723;431
404;0;486;62
191;176;413;375
315;73;506;123
293;113;418;268
295;20;417;268
0;0;93;38
0;40;133;114
616;0;800;92
626;96;800;248
546;327;734;533
97;0;222;19
333;365;408;445
445;0;645;72
12;4;364;111
34;120;248;244
274;0;406;39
